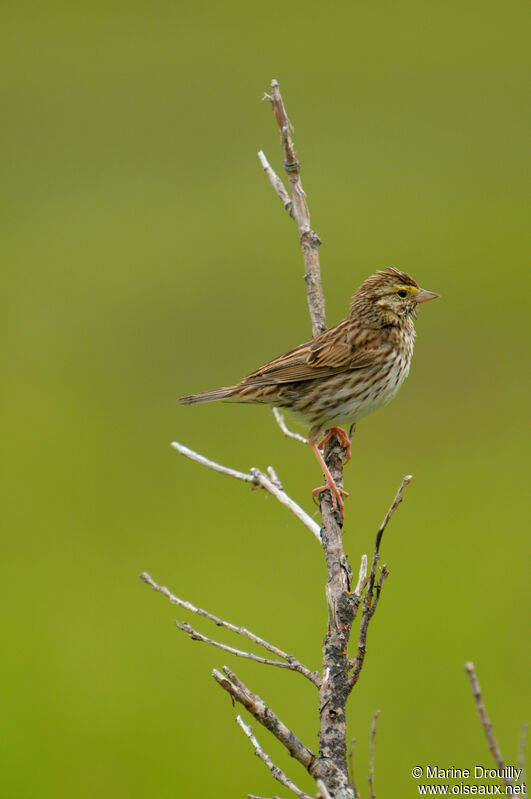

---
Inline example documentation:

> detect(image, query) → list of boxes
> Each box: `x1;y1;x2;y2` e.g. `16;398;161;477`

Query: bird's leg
318;427;352;462
309;437;349;519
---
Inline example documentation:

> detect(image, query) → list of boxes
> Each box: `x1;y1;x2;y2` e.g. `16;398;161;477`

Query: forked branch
349;475;412;690
140;572;320;686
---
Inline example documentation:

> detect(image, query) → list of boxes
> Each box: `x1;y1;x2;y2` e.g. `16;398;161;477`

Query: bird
179;268;438;518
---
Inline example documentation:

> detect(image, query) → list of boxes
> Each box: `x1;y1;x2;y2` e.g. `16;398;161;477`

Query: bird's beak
414;288;440;303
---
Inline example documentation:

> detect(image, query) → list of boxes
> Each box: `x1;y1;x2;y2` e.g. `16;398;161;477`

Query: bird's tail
178;386;239;405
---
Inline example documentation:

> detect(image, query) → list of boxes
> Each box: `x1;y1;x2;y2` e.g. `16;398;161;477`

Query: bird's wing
239;320;386;386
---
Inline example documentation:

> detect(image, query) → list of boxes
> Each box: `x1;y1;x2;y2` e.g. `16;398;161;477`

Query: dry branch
353;555;368;599
258;150;293;219
214;666;317;774
247;796;284;799
368;710;380;799
347;738;360;799
260;79;326;337
142;79;419;799
272;407;308;445
349;476;412;689
237;715;314;799
374;474;413;554
170;440;321;541
174;620;299;671
259;81;413;798
140;572;320;686
248;795;285;799
317;435;359;794
465;662;519;794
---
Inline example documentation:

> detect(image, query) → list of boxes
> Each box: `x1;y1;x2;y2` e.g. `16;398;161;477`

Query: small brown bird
179;268;438;517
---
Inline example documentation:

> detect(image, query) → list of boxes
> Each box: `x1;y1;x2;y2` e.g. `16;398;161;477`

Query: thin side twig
465;662;517;793
174;620;298;671
258;149;293;219
247;795;284;799
349;567;389;691
368;710;380;799
260;79;326;336
171;440;321;541
353;554;368;599
266;465;284;490
348;738;361;799
248;795;284;799
236;715;314;799
215;667;317;774
140;572;321;686
272;407;308;445
374;474;413;554
349;476;412;689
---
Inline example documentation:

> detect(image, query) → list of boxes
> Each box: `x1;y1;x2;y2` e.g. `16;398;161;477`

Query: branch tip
465;662;518;792
261;78;326;335
171;439;320;540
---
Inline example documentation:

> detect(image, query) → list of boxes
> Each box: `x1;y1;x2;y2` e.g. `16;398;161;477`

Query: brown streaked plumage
179;268;439;517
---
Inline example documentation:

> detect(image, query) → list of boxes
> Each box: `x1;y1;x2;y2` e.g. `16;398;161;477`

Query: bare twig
375;474;413;554
349;568;389;691
258;149;293;218
353;554;368;599
465;662;518;793
248;795;284;799
349;476;412;689
214;667;317;774
266;465;284;490
140;572;321;686
236;715;314;799
272;407;308;445
250;467;321;541
171;440;321;541
174;620;299;670
261;79;326;336
368;710;380;799
236;716;312;799
347;738;361;799
171;440;255;481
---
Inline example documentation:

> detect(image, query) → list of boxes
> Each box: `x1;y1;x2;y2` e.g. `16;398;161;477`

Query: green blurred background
2;1;529;796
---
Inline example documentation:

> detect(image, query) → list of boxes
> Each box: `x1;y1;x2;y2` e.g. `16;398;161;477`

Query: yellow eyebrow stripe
395;284;419;294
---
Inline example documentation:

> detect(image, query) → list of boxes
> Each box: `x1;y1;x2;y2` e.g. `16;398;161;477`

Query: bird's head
350;267;439;325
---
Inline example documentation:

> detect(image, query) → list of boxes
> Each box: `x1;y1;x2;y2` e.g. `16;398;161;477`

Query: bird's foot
312;478;349;519
310;433;350;519
318;427;352;462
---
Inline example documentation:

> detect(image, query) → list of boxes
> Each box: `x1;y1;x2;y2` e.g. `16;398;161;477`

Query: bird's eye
397;289;408;298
